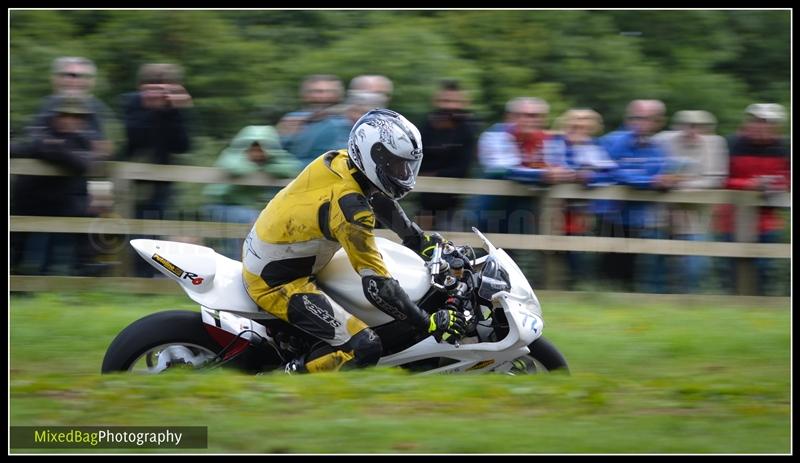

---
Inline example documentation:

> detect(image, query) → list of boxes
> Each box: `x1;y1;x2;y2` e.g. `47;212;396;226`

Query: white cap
673;110;717;126
745;103;786;122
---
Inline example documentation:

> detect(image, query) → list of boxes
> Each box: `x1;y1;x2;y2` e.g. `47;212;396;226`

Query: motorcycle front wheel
509;337;569;374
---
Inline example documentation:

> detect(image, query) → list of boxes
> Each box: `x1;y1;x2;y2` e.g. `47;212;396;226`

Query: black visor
370;143;422;199
370;143;420;183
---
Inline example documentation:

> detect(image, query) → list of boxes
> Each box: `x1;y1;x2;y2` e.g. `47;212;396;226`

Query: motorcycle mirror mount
471;227;496;254
428;242;448;289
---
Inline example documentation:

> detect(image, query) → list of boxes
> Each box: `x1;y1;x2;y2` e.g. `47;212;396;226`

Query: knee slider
349;328;382;367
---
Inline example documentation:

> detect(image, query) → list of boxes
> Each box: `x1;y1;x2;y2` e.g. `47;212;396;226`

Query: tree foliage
10;9;790;145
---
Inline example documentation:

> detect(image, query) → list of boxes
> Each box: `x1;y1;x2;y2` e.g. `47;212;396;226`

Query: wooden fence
10;159;791;295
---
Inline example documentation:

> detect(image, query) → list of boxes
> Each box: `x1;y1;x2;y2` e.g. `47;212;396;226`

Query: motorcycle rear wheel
101;310;222;373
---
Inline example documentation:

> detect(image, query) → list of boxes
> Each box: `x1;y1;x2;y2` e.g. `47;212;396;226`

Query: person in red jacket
714;103;789;295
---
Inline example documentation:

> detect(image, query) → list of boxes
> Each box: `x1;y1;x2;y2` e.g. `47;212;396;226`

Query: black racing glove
409;232;444;261
428;309;467;344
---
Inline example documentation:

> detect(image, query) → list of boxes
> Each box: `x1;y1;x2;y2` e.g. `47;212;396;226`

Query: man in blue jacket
599;100;676;293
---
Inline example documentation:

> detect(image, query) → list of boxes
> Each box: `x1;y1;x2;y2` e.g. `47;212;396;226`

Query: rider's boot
282;355;307;375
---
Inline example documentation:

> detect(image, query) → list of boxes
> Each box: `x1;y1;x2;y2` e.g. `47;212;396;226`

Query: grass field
10;291;791;454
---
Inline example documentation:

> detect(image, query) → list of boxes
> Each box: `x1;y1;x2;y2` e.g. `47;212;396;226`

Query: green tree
87;11;281;139
291;15;484;125
9;11;86;132
9;9;790;148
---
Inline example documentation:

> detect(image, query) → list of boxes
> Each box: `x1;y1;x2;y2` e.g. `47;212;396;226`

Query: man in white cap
728;103;789;192
654;110;729;293
655;110;729;190
715;103;789;295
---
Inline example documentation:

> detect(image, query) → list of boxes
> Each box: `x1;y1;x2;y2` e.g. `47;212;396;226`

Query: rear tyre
101;310;222;373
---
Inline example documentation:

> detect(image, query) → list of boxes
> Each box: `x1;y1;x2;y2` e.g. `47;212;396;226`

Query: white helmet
347;109;423;199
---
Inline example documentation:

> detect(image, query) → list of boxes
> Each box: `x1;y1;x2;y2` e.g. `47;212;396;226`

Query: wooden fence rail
8;216;790;259
8;276;790;309
10;159;791;295
10;158;791;205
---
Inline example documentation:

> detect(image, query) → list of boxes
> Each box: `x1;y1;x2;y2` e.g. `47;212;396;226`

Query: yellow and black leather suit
242;150;429;372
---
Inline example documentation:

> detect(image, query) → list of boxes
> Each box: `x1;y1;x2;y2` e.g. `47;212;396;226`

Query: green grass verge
10;292;791;454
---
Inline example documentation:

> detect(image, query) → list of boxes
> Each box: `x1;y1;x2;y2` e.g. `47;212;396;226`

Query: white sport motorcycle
102;228;568;375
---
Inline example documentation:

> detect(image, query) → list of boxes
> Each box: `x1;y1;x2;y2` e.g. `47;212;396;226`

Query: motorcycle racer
241;109;466;373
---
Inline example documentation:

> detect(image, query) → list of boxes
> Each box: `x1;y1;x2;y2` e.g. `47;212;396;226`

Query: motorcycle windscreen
477;255;511;301
493;248;541;316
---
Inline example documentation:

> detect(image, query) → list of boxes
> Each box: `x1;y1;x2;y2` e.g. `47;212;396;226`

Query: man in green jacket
204;125;302;259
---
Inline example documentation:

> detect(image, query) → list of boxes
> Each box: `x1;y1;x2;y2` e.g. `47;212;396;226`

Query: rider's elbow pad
361;275;428;330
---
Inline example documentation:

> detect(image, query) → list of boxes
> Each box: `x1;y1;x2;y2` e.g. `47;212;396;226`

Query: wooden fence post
734;204;759;295
111;163;136;277
539;188;566;290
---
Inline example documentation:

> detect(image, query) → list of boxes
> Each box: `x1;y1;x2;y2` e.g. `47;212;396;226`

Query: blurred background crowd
9;10;791;296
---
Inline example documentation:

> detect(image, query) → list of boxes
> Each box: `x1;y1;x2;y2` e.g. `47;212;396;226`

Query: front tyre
101;310;222;373
510;337;569;374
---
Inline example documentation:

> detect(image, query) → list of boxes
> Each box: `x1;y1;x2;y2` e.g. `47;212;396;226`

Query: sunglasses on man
57;72;94;79
514;112;545;118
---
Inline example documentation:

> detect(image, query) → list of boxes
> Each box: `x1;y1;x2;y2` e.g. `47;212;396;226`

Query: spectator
284;90;386;166
276;73;392;164
31;56;115;157
715;103;790;295
654;110;729;293
471;96;556;284
546;108;617;186
11;95;103;275
474;97;556;235
480;97;549;179
119;63;192;219
34;57;118;250
119;63;193;276
416;79;479;231
203;125;302;259
544;108;617;289
599;99;673;293
278;74;344;149
340;90;387;125
348;74;393;107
